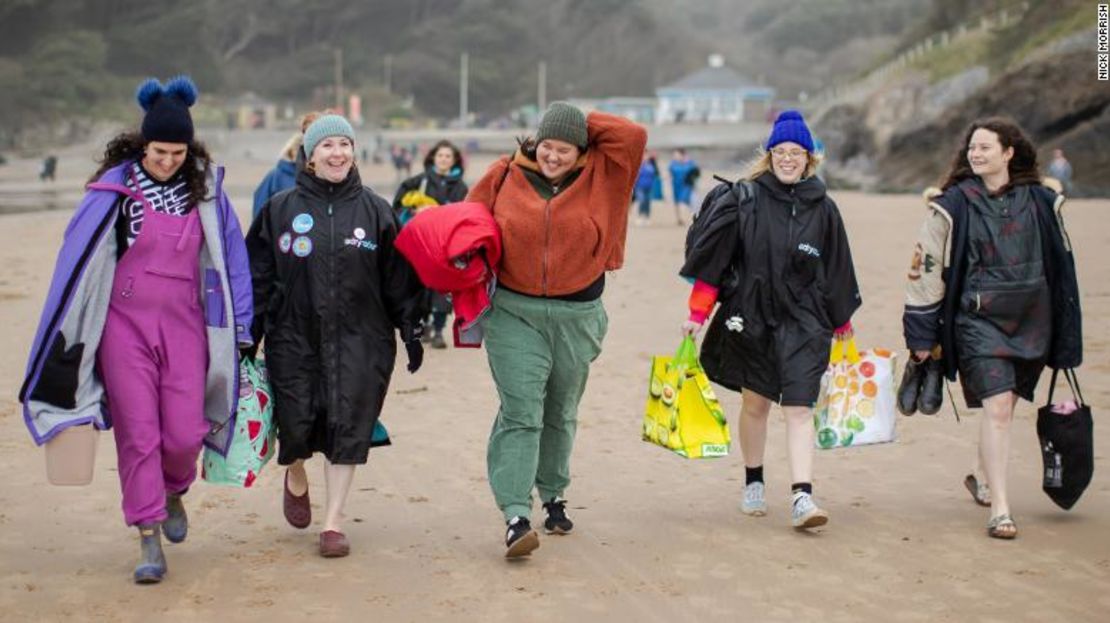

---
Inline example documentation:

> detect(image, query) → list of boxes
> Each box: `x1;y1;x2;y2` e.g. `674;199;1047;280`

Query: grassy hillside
0;0;924;148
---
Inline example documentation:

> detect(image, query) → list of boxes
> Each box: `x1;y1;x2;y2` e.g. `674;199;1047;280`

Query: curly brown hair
89;131;213;202
940;117;1040;194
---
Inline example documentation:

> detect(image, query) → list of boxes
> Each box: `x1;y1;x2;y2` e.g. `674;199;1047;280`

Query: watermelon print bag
202;357;276;487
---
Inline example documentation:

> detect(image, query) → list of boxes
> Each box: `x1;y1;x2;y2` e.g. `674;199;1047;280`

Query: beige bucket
44;425;98;486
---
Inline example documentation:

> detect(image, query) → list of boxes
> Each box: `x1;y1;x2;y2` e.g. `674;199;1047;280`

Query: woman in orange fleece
467;102;646;557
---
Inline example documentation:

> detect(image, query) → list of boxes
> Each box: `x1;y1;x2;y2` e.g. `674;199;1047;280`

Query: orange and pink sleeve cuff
687;280;718;324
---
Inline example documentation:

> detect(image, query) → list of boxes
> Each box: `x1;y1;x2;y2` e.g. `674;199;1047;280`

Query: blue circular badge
278;232;292;254
292;236;313;257
292;213;314;234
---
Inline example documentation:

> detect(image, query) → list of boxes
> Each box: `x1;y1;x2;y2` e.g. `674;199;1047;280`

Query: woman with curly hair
902;117;1082;539
20;76;253;583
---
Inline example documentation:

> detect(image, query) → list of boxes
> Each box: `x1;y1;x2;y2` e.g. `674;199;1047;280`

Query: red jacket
395;202;502;347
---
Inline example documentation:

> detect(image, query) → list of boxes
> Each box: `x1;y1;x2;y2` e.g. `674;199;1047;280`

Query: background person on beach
392;139;469;349
467;101;646;557
19;76;253;584
668;148;699;225
39;155;57;182
1046;148;1073;196
902;117;1082;540
681;109;860;531
246;113;424;558
252;112;321;219
633;152;661;226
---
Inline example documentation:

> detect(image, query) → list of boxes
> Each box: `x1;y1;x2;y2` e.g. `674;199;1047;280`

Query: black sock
745;466;764;485
791;482;813;496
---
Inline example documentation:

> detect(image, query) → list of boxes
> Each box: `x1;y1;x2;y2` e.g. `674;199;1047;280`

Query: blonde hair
300;111;323;133
280;132;303;161
744;147;823;181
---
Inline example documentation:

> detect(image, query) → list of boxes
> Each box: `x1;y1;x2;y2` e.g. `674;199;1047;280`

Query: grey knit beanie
303;114;356;159
535;102;587;149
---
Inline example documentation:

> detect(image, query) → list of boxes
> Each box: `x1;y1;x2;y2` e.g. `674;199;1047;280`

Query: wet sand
0;145;1108;622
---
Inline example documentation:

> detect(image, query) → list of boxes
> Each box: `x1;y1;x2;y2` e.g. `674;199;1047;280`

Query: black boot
133;524;167;584
164;493;187;543
897;357;924;416
917;357;944;415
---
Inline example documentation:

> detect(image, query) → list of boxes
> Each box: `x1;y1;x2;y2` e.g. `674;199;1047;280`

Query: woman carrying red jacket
467;102;646;557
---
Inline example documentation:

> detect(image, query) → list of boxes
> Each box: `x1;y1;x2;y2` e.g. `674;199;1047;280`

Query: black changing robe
247;167;422;464
681;172;861;406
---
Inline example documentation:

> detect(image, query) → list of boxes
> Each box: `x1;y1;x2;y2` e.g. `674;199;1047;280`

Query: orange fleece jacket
466;111;647;296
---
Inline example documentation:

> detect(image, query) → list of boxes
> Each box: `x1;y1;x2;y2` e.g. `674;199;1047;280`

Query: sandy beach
0;142;1108;622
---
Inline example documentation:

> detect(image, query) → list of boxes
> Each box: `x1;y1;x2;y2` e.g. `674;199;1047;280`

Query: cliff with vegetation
812;0;1109;196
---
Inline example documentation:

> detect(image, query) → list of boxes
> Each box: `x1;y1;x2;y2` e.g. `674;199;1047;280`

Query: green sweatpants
483;288;608;521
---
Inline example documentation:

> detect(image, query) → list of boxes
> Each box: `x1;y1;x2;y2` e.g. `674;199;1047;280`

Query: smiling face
433;146;456;175
535;138;581;182
310;135;355;183
967;128;1013;180
142;141;188;181
769;141;808;185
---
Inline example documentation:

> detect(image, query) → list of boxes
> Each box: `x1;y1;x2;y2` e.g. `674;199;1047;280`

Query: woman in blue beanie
680;109;861;530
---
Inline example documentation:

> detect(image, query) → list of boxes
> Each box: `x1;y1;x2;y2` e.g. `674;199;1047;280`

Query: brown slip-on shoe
319;530;350;558
283;470;311;529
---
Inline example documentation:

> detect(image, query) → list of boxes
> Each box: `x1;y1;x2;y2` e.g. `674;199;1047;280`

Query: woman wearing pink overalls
20;76;253;584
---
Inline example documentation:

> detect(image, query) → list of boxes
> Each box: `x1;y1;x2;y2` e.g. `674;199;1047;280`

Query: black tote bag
1036;369;1094;510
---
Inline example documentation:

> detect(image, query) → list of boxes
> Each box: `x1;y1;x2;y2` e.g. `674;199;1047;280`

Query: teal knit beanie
303;114;356;159
536;102;587;149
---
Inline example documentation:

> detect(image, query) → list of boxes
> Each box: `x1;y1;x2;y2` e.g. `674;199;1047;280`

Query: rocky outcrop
816;49;1109;196
882;50;1110;195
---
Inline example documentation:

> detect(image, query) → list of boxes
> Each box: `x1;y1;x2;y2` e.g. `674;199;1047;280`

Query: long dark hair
423;139;464;173
89;131;214;202
940;117;1040;193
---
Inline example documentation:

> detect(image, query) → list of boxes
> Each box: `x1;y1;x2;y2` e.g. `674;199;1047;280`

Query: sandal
987;513;1017;540
964;474;991;507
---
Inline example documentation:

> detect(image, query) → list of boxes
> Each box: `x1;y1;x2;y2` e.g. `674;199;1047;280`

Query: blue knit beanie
765;109;814;152
136;76;197;144
303;114;356;159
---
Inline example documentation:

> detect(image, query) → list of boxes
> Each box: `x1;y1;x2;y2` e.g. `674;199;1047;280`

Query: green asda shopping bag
202;358;276;487
643;336;731;458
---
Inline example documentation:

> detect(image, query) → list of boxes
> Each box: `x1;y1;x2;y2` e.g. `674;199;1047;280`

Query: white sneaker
741;482;767;516
791;492;829;529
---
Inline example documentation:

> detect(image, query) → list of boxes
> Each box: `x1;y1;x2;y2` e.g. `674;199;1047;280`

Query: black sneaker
504;516;539;558
918;357;944;415
897;357;924;416
542;497;574;535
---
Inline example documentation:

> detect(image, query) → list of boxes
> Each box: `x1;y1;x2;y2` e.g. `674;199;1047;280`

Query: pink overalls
97;202;210;527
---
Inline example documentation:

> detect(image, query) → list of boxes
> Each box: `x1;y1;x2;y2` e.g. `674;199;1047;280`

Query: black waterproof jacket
681;173;861;392
247;167;422;464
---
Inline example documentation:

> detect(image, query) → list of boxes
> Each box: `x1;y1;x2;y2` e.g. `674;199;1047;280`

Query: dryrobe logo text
1099;4;1108;81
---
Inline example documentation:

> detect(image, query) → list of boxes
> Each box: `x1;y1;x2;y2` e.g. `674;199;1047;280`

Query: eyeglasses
771;148;807;160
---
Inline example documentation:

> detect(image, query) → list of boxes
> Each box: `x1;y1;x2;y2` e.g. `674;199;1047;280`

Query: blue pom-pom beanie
303;114;356;159
765;109;814;152
137;76;197;144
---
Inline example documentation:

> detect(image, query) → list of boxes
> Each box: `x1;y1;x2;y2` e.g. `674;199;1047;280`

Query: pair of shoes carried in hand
897;355;943;415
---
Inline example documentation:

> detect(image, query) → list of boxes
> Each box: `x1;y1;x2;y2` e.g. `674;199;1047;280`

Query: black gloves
405;339;424;373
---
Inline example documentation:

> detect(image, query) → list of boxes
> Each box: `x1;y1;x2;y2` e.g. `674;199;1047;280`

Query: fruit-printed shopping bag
202;357;277;487
814;338;897;449
643;336;730;458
